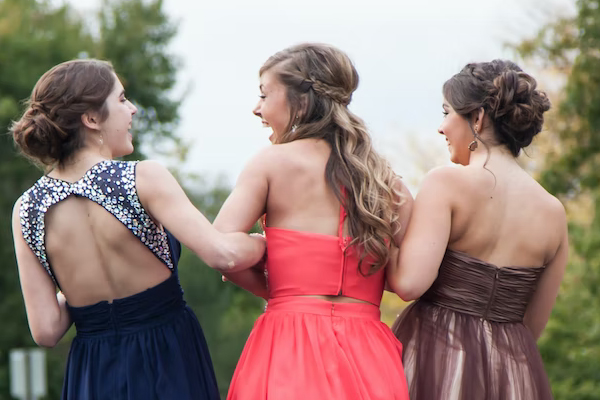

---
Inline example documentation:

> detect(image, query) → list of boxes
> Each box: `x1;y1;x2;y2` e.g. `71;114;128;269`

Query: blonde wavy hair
260;43;404;274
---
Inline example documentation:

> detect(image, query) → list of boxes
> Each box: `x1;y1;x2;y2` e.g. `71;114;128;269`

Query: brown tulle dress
392;249;554;400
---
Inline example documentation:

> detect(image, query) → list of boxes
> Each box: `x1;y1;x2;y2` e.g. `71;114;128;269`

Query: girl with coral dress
213;43;412;400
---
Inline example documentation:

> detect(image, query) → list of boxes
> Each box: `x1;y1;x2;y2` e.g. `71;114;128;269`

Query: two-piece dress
227;205;410;400
19;160;220;400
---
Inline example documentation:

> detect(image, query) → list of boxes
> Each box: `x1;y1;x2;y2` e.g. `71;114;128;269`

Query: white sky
64;0;575;188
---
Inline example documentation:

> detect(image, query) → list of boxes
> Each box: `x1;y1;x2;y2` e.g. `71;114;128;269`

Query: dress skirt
392;301;554;400
227;296;410;400
61;273;220;400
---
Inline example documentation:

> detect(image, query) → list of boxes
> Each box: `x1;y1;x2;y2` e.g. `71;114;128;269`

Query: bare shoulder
392;175;413;205
238;145;286;180
12;196;23;222
246;145;286;167
135;160;174;185
538;185;567;224
246;141;324;175
135;160;181;199
420;165;469;192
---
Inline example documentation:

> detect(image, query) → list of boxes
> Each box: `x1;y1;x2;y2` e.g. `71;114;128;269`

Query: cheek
267;104;289;129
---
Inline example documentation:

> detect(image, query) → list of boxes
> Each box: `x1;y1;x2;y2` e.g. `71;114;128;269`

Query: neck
468;143;518;168
56;148;110;175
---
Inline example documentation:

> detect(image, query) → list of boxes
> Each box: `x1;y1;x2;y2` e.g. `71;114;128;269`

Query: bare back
265;139;342;235
265;139;376;304
44;197;170;306
448;157;564;268
22;161;172;307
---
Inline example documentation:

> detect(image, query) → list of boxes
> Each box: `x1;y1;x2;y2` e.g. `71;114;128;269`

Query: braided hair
259;43;405;274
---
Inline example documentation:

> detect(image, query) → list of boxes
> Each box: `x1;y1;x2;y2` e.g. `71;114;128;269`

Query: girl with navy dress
10;59;265;400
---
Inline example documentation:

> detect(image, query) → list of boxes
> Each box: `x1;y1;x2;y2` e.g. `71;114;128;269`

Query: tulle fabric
227;297;409;400
392;249;553;400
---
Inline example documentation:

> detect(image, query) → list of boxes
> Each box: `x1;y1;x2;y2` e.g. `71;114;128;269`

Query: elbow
397;288;422;302
523;318;546;341
32;328;60;348
207;245;239;272
30;316;67;348
191;237;233;271
388;278;424;302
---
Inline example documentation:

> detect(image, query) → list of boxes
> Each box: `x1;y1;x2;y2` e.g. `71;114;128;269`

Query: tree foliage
0;1;262;398
517;0;600;398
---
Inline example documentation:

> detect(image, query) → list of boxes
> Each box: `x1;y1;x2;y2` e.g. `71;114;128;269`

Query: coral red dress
227;206;409;400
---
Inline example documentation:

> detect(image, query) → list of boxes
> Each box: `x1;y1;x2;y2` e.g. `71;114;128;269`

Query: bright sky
64;0;574;188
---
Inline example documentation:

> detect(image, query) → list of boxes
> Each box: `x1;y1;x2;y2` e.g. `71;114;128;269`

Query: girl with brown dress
389;60;567;400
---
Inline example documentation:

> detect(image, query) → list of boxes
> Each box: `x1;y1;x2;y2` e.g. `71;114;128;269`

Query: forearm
211;233;265;272
223;266;269;299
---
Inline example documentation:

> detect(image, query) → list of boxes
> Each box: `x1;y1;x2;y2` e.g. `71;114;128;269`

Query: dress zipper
482;269;500;320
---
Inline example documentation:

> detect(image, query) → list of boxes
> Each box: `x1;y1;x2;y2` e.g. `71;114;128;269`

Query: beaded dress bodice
19;160;173;286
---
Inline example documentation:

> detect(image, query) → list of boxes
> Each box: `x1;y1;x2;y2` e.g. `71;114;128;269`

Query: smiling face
438;99;474;165
98;74;138;157
252;68;292;143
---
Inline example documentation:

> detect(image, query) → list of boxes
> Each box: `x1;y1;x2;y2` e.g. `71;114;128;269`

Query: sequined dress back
392;249;553;400
19;160;219;400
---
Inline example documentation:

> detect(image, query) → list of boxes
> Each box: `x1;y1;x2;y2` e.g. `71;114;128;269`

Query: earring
468;124;479;151
291;115;299;133
99;135;104;146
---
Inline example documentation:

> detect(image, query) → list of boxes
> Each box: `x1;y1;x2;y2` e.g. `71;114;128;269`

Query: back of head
11;59;116;168
260;43;401;273
443;59;551;157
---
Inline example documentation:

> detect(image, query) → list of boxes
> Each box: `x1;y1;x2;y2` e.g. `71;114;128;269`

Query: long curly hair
260;43;404;274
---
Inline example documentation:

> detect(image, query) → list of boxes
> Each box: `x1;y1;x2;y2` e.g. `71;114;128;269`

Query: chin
115;145;135;158
450;154;466;166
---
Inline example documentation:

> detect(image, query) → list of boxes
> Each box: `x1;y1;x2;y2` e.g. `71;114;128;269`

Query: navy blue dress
19;160;220;400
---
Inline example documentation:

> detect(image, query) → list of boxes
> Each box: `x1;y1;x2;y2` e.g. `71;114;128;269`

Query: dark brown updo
443;59;551;157
11;59;116;167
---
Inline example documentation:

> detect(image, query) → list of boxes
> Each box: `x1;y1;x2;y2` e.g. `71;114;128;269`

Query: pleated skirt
227;296;410;400
393;301;554;400
62;273;219;400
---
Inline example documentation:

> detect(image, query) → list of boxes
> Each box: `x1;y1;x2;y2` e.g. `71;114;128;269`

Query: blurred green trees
0;0;262;398
517;0;600;398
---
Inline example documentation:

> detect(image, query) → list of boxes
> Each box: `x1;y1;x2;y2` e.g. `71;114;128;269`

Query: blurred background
0;0;598;398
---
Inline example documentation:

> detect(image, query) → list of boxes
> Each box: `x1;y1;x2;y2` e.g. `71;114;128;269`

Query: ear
474;107;485;128
297;94;309;119
81;111;101;131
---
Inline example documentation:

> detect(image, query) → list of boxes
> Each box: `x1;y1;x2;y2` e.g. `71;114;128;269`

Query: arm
384;178;413;292
135;160;265;272
213;148;274;299
524;204;568;339
12;198;71;347
387;167;455;301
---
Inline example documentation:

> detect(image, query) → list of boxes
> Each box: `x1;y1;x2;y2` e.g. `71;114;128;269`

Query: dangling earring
468;124;478;151
468;139;478;151
99;134;104;146
291;115;299;133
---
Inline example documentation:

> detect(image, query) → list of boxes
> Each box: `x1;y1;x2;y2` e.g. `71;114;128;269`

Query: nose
437;126;444;135
252;102;261;117
129;101;138;115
